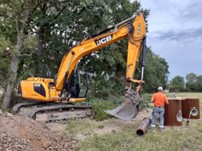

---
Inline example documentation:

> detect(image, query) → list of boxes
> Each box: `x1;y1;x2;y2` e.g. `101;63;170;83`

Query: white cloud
141;0;202;79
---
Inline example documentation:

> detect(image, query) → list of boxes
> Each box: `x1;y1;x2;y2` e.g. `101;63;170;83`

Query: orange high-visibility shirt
152;92;167;107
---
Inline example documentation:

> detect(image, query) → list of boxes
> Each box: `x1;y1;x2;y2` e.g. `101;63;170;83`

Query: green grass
65;93;202;151
65;118;105;138
75;121;202;151
85;97;123;121
167;92;202;98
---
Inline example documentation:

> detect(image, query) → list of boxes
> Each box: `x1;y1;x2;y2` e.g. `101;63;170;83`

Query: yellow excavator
13;11;147;121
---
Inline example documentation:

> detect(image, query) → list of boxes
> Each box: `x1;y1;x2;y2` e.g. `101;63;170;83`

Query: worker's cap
158;86;163;91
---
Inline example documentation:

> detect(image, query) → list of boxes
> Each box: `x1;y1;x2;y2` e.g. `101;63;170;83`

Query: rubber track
12;102;45;114
12;102;92;122
27;104;91;120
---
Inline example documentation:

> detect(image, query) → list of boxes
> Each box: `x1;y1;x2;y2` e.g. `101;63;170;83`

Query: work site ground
0;92;202;151
0;108;152;151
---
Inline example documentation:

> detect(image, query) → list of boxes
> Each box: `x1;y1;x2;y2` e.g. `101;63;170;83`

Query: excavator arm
56;11;146;93
17;11;147;120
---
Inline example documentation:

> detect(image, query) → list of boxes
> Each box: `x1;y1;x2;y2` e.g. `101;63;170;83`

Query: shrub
89;98;122;121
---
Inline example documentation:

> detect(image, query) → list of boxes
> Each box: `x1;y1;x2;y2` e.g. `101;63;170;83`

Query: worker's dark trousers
151;107;165;128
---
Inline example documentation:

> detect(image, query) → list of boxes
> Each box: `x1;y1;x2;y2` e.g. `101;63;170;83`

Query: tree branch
45;6;67;30
19;51;34;57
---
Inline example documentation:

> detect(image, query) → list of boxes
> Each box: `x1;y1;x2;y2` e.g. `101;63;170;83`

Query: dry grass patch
65;118;132;140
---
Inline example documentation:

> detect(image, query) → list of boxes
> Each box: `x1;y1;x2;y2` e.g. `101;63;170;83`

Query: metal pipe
136;117;151;136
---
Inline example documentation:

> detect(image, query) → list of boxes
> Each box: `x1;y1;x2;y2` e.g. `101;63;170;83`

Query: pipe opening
176;110;183;122
136;129;144;136
190;107;198;117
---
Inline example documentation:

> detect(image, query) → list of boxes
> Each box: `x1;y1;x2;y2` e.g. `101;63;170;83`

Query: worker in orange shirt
150;86;169;131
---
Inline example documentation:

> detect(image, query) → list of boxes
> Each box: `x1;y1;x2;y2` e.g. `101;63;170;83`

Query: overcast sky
139;0;202;80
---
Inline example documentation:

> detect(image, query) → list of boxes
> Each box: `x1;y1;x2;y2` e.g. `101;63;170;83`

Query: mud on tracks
0;111;76;151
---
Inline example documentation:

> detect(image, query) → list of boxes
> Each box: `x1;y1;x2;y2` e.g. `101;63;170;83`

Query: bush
89;98;122;121
139;93;153;109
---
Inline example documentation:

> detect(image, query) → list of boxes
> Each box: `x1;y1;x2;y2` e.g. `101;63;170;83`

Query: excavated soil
0;110;76;151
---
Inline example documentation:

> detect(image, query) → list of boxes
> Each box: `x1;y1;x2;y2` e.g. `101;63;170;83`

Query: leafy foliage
78;0;145;96
143;47;169;92
185;73;197;91
0;0;170;103
88;97;122;121
91;100;116;121
169;76;185;92
169;73;202;92
184;73;202;92
196;75;202;92
0;36;11;86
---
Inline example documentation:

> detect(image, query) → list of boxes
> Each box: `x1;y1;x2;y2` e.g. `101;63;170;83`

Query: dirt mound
0;110;76;151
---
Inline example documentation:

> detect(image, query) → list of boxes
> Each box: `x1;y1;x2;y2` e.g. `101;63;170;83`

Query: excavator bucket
105;88;143;120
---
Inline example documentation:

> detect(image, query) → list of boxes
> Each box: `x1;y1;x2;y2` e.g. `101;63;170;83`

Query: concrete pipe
136;117;151;136
164;98;183;126
190;107;198;117
182;97;200;119
176;110;183;122
186;107;199;126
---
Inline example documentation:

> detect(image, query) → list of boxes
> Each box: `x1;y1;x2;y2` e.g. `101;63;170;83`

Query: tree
185;73;197;91
0;36;10;87
143;48;169;92
169;76;185;92
196;75;202;92
1;0;39;109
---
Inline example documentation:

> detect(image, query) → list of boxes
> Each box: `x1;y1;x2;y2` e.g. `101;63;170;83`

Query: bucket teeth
105;89;143;120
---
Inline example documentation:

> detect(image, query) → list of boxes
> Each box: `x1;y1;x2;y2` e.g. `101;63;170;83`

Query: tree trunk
35;27;45;75
2;2;32;109
2;56;19;109
2;29;24;109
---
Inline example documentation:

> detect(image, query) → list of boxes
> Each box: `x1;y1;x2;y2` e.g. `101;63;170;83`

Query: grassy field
65;93;202;151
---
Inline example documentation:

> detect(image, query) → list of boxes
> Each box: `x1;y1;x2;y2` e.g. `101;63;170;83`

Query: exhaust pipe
136;117;151;136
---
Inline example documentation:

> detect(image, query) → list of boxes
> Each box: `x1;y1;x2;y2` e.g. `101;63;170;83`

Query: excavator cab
68;70;90;98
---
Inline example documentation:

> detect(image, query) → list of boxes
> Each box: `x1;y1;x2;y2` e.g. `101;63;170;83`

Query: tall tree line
169;73;202;92
0;0;169;109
